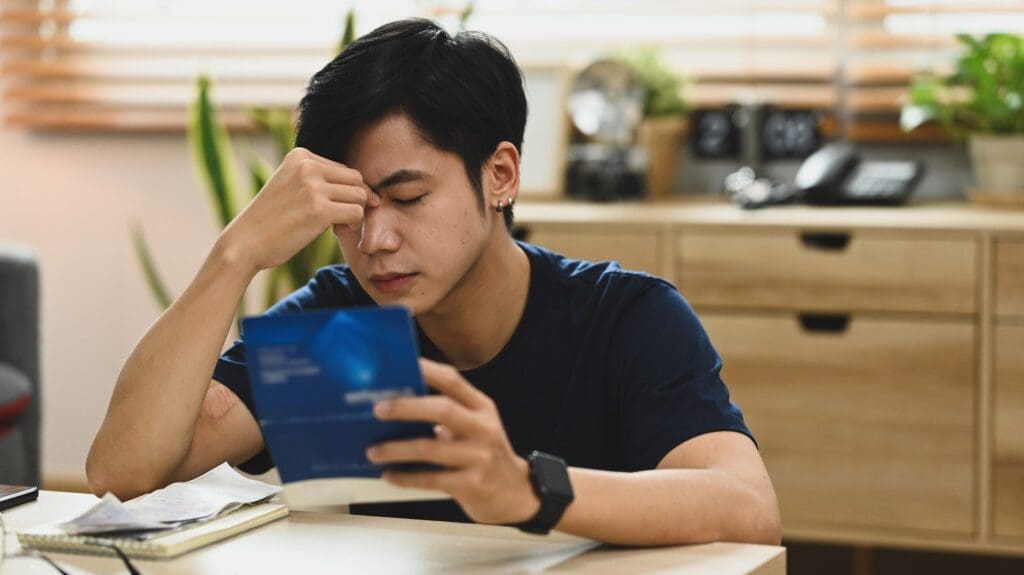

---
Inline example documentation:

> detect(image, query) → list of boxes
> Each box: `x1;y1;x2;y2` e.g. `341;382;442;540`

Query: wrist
513;451;575;535
210;236;260;280
510;456;542;523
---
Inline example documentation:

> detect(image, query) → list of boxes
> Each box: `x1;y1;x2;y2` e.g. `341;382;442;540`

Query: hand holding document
243;306;448;508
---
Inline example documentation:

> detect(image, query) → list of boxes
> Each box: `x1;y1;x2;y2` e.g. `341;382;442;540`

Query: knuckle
287;148;312;164
296;158;318;180
437;400;455;420
478;449;496;467
441;365;460;382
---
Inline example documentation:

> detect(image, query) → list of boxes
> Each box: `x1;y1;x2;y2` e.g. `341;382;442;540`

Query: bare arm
555;431;781;546
87;148;374;499
371;361;781;547
86;245;261;499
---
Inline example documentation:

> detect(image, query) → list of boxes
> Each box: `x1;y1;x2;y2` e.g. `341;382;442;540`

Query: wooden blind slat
846;31;956;49
846;120;950;142
690;83;838;108
4;108;259;131
847;1;1024;20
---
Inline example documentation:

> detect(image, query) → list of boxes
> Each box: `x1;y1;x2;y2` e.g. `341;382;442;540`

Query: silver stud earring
496;199;505;213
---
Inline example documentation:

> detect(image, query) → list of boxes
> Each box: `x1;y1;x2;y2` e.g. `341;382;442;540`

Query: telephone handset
796;143;923;206
732;143;925;209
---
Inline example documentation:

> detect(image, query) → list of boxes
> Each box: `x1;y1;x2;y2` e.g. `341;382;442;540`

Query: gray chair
0;243;40;486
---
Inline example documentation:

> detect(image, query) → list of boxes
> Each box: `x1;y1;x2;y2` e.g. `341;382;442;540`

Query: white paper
58;463;280;535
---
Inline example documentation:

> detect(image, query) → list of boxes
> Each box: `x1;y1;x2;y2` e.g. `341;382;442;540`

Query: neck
416;231;530;371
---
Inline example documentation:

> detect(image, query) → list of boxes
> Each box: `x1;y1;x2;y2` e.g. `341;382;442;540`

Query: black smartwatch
516;451;574;535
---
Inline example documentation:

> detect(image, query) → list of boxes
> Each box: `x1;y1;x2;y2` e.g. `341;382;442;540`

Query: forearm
87;240;257;497
555;466;781;547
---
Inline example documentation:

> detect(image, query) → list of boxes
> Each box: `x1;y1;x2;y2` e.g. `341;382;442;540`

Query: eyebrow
367;169;430;193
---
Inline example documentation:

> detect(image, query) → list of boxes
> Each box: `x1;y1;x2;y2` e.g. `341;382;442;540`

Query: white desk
1;491;786;574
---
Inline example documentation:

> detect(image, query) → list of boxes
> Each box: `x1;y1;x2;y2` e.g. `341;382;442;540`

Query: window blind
1;0;1020;141
0;0;840;131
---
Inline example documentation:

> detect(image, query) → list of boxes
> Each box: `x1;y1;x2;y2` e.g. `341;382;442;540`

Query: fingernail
366;446;379;460
374;400;391;417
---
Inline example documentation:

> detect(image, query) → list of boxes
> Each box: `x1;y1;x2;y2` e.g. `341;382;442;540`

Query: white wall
0;125;271;485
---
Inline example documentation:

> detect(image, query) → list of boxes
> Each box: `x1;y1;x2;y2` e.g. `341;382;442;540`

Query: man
87;19;780;546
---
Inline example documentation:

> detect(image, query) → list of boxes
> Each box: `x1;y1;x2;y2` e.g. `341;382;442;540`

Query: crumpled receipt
59;463;280;535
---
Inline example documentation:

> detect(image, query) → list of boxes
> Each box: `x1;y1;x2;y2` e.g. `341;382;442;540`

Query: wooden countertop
515;199;1024;235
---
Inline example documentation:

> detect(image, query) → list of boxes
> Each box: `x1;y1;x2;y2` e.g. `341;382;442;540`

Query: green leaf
189;75;239;229
902;33;1024;135
900;104;936;133
243;141;273;199
459;2;474;31
339;9;356;53
615;47;686;117
131;224;174;310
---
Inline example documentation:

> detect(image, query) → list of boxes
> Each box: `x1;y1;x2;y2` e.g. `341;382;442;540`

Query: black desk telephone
733;143;925;209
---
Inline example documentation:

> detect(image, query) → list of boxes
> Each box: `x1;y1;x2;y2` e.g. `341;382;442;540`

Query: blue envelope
242;306;433;484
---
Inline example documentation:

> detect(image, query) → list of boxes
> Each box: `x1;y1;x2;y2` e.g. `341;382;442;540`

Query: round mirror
567;59;644;148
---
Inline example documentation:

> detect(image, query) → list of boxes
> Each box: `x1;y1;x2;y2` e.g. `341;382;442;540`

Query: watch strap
516;451;574;535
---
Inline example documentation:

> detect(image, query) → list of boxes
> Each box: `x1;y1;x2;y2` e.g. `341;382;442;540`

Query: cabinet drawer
521;227;662;276
678;231;977;314
995;325;1024;540
703;313;975;535
996;240;1024;318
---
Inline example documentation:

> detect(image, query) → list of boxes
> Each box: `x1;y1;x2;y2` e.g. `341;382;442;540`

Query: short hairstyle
294;18;527;230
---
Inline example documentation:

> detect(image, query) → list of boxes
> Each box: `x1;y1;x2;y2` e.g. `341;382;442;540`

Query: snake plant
132;10;356;315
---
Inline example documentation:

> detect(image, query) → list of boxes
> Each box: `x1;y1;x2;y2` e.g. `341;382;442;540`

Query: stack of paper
18;464;288;559
59;463;281;535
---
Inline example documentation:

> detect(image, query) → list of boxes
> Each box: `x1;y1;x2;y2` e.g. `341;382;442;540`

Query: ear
484;141;520;211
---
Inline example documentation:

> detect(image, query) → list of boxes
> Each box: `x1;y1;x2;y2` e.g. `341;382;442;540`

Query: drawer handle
798;313;850;333
799;232;851;251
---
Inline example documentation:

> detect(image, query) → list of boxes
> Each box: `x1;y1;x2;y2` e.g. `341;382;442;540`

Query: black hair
295;18;527;230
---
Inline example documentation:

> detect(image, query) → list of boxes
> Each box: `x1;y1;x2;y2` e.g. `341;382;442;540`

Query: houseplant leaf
189;75;239;229
131;223;173;310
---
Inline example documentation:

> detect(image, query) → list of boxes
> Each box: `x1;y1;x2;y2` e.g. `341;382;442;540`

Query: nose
358;203;401;255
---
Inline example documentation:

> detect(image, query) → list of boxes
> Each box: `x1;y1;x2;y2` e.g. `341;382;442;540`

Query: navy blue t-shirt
213;241;753;523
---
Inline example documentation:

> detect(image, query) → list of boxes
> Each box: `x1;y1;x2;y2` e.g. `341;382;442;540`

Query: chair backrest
0;242;40;485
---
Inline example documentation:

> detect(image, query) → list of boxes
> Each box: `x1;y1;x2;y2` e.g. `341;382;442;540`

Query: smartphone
0;484;39;511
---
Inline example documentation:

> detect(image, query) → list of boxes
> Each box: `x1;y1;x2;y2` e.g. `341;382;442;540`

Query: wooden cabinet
514;202;1024;555
995;325;1024;540
518;225;664;277
703;313;976;535
677;230;976;314
996;240;1024;318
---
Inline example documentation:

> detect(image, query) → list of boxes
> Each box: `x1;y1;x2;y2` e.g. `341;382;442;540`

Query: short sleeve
212;265;367;474
611;280;755;471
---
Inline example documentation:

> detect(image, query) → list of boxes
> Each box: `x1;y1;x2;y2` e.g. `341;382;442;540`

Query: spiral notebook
18;463;289;559
17;502;288;559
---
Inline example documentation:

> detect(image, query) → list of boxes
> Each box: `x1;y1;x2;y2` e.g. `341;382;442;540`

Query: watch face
533;453;573;500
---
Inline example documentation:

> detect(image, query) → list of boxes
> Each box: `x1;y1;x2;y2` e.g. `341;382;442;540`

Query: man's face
336;113;493;316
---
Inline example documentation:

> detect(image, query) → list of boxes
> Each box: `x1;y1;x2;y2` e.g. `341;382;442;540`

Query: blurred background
1;1;1023;573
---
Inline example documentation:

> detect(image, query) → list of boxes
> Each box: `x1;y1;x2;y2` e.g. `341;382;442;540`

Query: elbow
86;442;161;501
758;506;783;546
746;493;783;546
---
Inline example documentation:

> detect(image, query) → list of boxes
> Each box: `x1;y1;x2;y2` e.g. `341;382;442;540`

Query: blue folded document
242;306;437;497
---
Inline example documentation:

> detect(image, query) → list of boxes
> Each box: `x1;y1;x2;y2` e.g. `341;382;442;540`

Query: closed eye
392;195;426;206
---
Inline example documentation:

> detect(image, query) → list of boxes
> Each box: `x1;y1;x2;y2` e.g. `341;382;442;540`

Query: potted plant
132;10;357;318
901;33;1024;206
617;48;688;199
